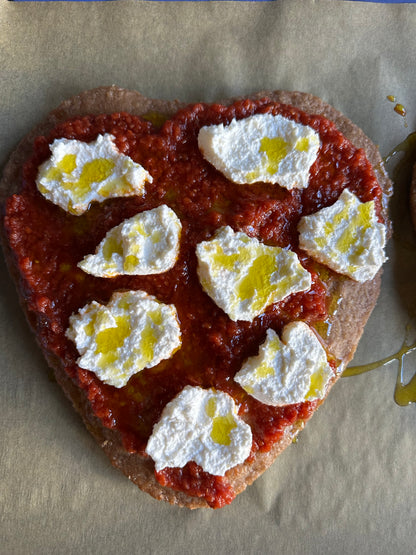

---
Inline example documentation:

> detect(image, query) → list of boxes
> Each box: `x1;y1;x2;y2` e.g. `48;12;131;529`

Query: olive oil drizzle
383;131;416;166
343;120;416;406
343;337;416;406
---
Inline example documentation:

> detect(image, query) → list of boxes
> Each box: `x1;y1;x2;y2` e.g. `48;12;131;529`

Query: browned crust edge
0;86;392;509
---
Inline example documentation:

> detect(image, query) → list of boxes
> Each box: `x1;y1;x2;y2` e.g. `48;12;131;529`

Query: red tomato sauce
4;100;383;508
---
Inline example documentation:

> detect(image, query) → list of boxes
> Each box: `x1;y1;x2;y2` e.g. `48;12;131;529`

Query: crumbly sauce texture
4;100;383;507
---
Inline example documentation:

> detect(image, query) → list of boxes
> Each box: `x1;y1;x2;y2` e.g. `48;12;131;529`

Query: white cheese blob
146;386;252;476
36;133;152;215
298;189;386;282
78;205;182;277
234;322;332;406
196;226;312;322
66;290;181;388
198;113;320;188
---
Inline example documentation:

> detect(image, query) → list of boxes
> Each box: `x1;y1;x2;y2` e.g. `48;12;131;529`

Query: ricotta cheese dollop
36;133;152;215
78;205;182;277
196;226;312;322
234;322;333;406
198;113;320;188
298;188;386;282
146;386;252;476
66;290;181;388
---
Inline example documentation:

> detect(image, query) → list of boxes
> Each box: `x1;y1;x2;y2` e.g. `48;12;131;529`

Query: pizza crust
0;86;391;508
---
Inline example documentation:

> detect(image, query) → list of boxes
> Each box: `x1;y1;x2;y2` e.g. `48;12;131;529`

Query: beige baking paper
1;1;415;553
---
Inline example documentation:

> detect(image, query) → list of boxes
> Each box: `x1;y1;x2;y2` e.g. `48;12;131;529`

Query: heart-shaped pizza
0;87;391;508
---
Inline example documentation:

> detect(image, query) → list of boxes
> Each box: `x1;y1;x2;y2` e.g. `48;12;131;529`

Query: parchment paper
1;1;415;554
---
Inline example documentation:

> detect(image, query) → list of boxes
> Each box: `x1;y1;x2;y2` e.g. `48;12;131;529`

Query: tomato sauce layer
4;100;383;508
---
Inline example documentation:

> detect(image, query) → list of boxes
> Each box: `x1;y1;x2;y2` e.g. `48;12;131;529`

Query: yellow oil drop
118;297;131;311
140;323;158;364
305;366;327;400
259;137;288;175
141;111;169;128
318;202;350;246
103;234;123;261
57;154;77;174
98;180;119;198
149;309;163;326
206;397;217;418
84;318;95;337
124;254;140;272
45;167;62;182
237;253;276;303
295;137;310;152
98;173;136;197
131;221;147;237
246;167;261;183
255;360;275;380
315;236;326;249
210;413;237;446
95;315;131;357
151;230;162;244
336;202;372;255
394;104;407;118
64;158;116;202
211;244;240;272
80;158;115;186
